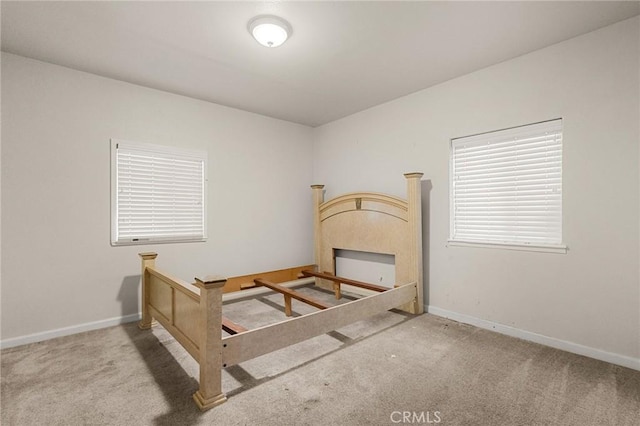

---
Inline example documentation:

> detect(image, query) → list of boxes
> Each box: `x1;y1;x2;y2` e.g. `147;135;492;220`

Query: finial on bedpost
404;173;424;315
138;252;158;330
194;275;227;289
404;172;424;180
311;185;325;287
193;275;228;411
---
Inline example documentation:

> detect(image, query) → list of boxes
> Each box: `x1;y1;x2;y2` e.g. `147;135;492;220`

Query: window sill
447;240;567;254
111;237;207;247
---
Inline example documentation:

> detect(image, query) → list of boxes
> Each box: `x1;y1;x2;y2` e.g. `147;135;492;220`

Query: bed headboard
311;173;424;314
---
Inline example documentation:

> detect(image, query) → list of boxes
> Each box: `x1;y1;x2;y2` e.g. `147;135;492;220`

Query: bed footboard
138;253;227;411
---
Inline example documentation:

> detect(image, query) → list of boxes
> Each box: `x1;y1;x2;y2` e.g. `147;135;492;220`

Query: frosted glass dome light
248;15;291;48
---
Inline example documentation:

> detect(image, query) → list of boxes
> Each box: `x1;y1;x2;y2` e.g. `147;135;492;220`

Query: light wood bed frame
137;172;423;411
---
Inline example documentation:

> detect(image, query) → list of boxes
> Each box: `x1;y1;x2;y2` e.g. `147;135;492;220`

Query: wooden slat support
301;270;390;293
221;317;248;335
333;282;342;300
222;265;316;293
284;295;292;316
254;278;330;315
320;270;343;300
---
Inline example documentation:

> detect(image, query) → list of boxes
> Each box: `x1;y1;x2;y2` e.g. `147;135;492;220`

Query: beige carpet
2;288;639;425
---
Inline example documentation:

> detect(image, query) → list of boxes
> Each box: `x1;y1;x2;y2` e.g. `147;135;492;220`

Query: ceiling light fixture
248;15;291;48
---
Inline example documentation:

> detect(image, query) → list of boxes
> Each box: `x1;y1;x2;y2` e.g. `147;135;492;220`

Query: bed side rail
221;282;417;367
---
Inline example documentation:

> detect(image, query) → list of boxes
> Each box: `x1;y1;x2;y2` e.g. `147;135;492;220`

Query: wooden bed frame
137;172;424;411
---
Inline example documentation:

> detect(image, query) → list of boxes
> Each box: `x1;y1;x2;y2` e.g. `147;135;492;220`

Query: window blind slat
454;146;561;165
454;137;561;157
454;159;561;175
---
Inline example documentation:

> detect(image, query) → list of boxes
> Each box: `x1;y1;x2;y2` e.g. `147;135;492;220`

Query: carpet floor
2;287;639;425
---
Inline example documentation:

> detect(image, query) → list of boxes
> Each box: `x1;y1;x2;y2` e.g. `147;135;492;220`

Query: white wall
2;17;639;368
1;53;313;342
313;17;640;364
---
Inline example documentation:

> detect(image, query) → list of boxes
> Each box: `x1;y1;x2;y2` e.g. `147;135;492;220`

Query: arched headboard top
319;192;408;223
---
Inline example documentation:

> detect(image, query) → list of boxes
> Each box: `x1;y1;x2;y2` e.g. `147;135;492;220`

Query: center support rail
301;270;389;299
254;278;330;316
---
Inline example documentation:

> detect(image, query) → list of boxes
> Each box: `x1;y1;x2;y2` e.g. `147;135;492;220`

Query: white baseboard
4;307;639;372
426;305;640;371
0;313;141;350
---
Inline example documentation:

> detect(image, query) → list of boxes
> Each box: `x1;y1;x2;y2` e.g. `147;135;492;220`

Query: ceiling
2;1;639;127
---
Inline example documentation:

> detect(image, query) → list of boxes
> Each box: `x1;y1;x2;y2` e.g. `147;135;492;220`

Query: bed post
404;173;424;315
138;252;158;330
193;275;227;411
311;184;325;284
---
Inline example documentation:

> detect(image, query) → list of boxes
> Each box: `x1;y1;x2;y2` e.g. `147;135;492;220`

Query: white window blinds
111;140;207;245
450;119;563;248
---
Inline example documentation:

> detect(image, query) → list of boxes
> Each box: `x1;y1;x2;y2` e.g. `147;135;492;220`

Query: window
111;139;207;246
449;119;564;252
